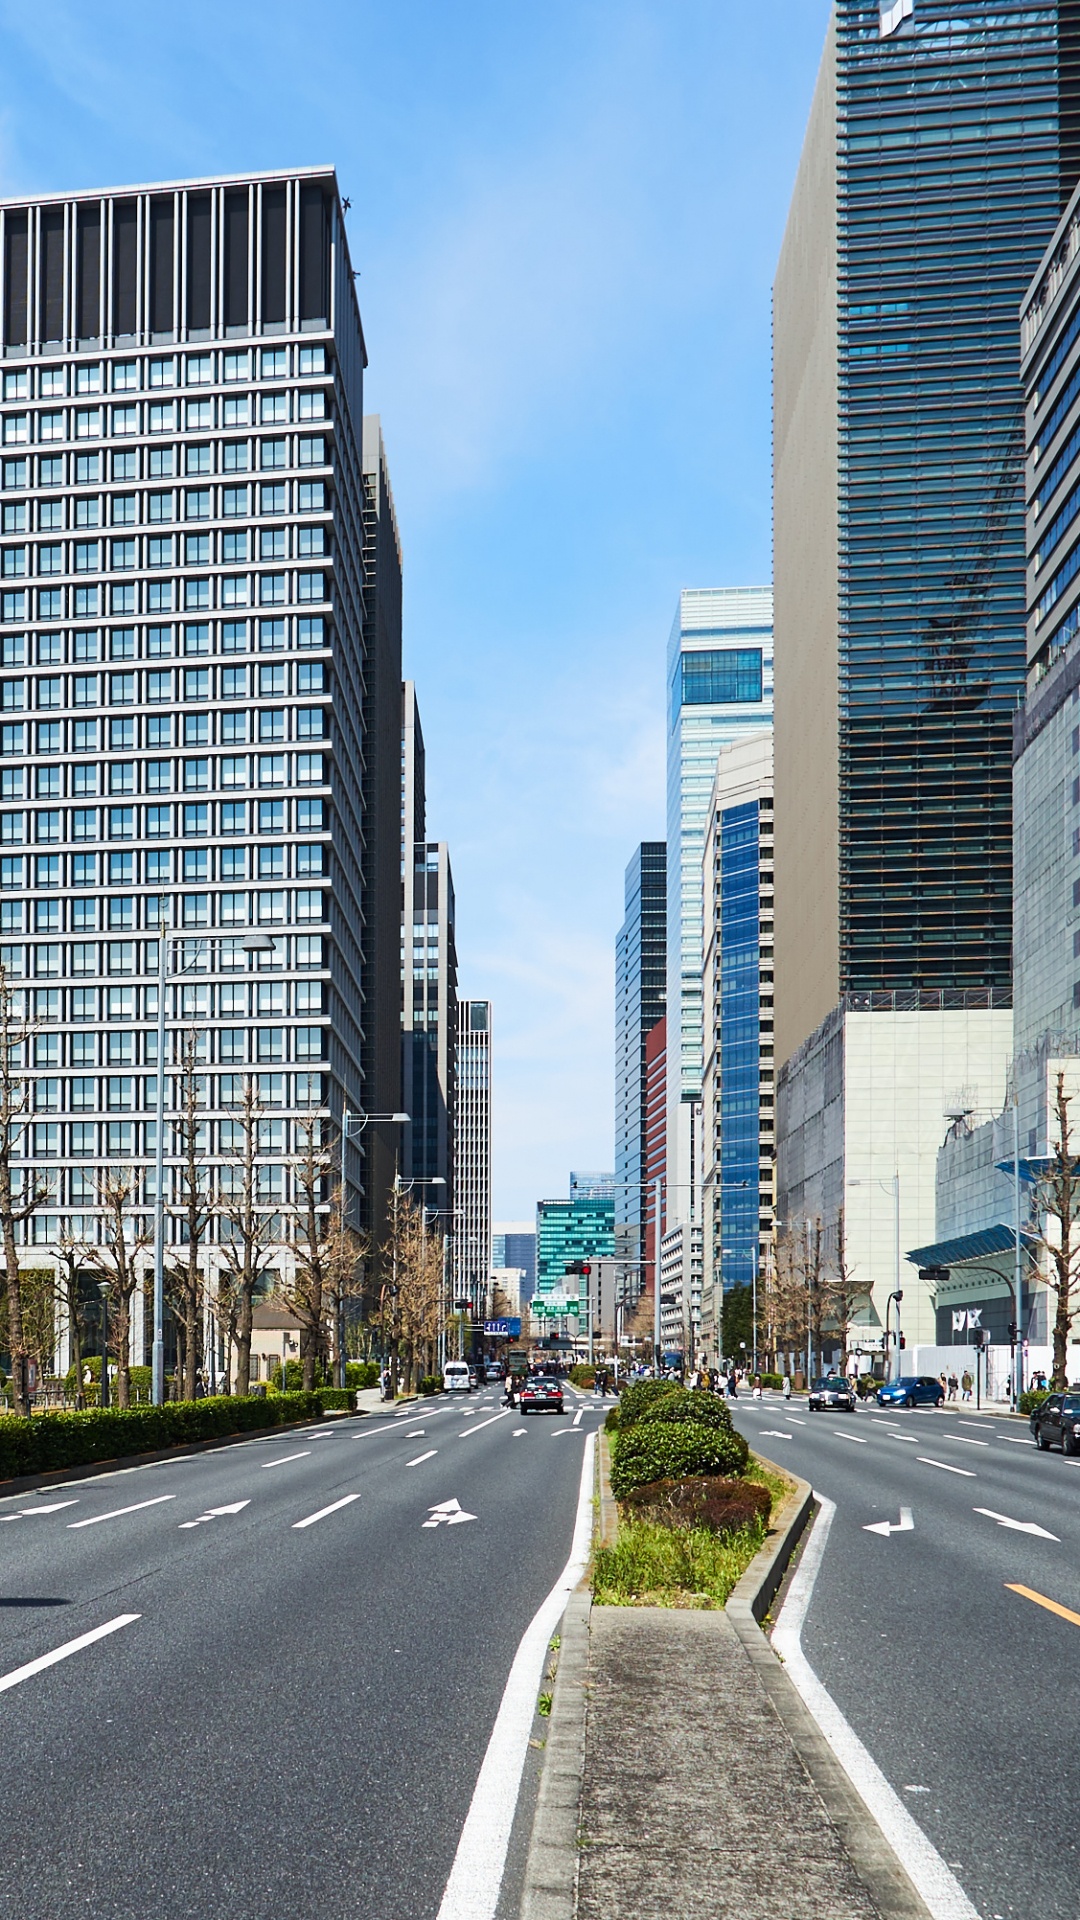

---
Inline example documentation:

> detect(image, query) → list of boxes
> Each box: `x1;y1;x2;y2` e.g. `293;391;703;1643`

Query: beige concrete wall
773;14;840;1067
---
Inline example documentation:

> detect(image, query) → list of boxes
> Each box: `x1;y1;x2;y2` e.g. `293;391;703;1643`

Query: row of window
3;479;326;532
22;975;324;1021
3;662;325;707
2;571;328;621
3;528;327;571
26;1023;327;1070
13;1073;326;1133
0;709;327;753
5;845;325;886
22;1055;326;1115
1;616;328;665
0;935;317;978
2;346;327;401
3;436;327;490
0;751;326;799
2;797;325;843
1;888;328;935
2;392;327;445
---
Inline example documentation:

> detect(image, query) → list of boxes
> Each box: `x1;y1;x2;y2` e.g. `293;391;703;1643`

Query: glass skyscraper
665;587;773;1227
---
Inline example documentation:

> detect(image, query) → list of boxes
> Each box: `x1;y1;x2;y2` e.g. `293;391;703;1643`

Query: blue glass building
614;840;666;1260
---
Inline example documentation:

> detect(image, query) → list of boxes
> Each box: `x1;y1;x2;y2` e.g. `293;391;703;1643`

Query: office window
259;619;285;651
72;809;97;841
223;487;249;518
112;451;136;482
223;353;250;383
147;715;171;749
296;709;325;741
221;711;248;745
109;763;134;795
148;449;174;479
220;757;248;788
258;755;285;786
223;442;250;472
260;440;286;471
258;710;285;743
297;438;324;467
113;363;138;392
295;844;324;878
38;546;61;577
259;574;285;606
222;622;248;654
220;846;246;881
297;754;323;784
258;846;285;880
35;810;60;843
0;810;23;843
298;482;324;513
297;618;324;649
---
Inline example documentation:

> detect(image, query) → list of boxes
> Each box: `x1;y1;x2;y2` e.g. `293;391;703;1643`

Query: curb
727;1459;935;1920
517;1583;590;1920
0;1410;349;1499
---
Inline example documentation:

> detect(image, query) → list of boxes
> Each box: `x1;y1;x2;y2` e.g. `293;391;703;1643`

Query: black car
519;1375;565;1415
808;1375;856;1412
1031;1391;1080;1453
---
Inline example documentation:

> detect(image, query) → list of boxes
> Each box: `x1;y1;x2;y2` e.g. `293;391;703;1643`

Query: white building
454;999;491;1319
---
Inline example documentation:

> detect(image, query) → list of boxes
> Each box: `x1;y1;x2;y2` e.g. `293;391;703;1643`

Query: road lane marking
552;1427;586;1435
423;1498;476;1529
942;1435;988;1447
831;1431;867;1443
406;1450;437;1466
864;1507;913;1537
293;1493;362;1530
760;1430;793;1440
1000;1437;1033;1445
958;1421;993;1432
786;1417;807;1425
512;1429;527;1437
573;1408;584;1427
458;1411;510;1439
354;1422;398;1438
0;1614;140;1694
407;1430;426;1438
889;1435;919;1444
773;1496;980;1920
68;1495;175;1529
917;1457;976;1477
974;1508;1059;1539
435;1433;595;1920
260;1452;311;1469
0;1501;79;1521
178;1501;251;1529
1007;1583;1080;1627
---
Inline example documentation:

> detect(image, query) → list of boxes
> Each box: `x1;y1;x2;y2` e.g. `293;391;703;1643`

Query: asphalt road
0;1385;605;1920
732;1391;1080;1920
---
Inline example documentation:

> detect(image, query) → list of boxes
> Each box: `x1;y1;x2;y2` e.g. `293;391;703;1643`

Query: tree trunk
2;1207;28;1416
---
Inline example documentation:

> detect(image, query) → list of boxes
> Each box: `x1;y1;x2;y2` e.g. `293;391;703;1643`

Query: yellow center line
1007;1583;1080;1629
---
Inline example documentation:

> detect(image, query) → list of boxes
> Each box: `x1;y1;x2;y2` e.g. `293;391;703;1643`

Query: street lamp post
151;927;277;1408
339;1109;410;1387
98;1281;111;1410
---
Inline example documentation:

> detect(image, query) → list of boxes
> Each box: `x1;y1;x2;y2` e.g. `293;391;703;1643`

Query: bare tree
0;972;49;1414
216;1078;278;1396
1034;1072;1080;1390
83;1169;150;1409
383;1189;445;1395
51;1224;88;1408
165;1031;211;1400
323;1181;368;1387
821;1207;867;1371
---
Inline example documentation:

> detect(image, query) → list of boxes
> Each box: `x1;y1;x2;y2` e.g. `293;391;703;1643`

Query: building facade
614;840;666;1276
454;998;491;1319
772;4;1078;1343
641;1014;667;1335
492;1221;536;1306
666;588;772;1233
401;838;456;1207
700;731;774;1360
0;167;408;1365
535;1188;616;1293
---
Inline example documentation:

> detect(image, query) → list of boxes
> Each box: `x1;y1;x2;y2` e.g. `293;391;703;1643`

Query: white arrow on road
422;1498;477;1529
178;1502;250;1530
973;1507;1060;1540
863;1506;914;1537
760;1430;793;1440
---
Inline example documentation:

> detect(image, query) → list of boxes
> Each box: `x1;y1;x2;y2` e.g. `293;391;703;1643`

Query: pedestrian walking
948;1372;958;1401
726;1372;738;1400
752;1378;762;1402
782;1375;792;1403
961;1369;973;1402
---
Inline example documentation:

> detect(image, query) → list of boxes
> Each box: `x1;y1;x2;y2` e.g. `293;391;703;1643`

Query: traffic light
898;1334;906;1350
1008;1321;1018;1344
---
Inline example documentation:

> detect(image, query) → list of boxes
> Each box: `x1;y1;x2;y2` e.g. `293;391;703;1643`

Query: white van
444;1361;472;1394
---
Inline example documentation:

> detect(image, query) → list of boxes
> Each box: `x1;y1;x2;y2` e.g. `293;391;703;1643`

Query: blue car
877;1374;945;1410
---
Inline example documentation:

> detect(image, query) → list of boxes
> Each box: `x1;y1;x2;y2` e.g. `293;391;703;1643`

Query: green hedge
0;1392;324;1480
346;1361;380;1390
1019;1388;1051;1416
644;1388;735;1435
313;1388;354;1411
759;1373;784;1391
611;1421;749;1497
604;1406;620;1434
569;1365;596;1388
419;1375;443;1397
616;1380;683;1429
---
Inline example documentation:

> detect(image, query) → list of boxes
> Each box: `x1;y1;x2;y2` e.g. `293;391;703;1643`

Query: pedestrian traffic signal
898;1334;906;1349
1008;1321;1018;1343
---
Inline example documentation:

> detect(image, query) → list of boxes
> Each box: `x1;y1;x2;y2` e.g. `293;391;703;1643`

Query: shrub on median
610;1419;749;1497
619;1474;771;1537
419;1375;443;1397
1020;1387;1052;1416
569;1365;596;1388
615;1380;683;1429
642;1387;736;1435
0;1391;324;1480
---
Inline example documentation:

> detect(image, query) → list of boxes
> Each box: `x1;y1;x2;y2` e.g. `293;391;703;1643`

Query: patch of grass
591;1514;766;1609
538;1691;553;1716
745;1453;796;1509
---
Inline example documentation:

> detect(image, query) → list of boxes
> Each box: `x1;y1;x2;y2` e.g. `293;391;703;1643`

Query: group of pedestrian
938;1368;973;1401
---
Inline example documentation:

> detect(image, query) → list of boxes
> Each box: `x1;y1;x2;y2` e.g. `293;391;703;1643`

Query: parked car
519;1375;565;1415
444;1361;472;1394
1030;1391;1080;1452
877;1375;945;1409
808;1375;856;1412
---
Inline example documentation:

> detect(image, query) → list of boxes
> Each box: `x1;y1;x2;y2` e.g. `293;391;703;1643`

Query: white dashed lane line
406;1451;437;1467
260;1452;311;1470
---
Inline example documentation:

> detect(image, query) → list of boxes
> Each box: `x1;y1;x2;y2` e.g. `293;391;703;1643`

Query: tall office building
0;168;404;1354
399;680;457;1211
454;998;491;1319
700;731;774;1362
614;840;665;1286
491;1222;536;1305
535;1187;615;1292
773;4;1076;1344
666;589;773;1234
359;417;403;1261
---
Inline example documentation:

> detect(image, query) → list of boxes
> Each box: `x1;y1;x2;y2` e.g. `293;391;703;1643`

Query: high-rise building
454;998;491;1319
666;588;773;1232
0;167;404;1362
642;1015;666;1336
614;840;665;1282
535;1188;615;1292
700;730;774;1362
569;1170;616;1200
399;680;456;1208
492;1222;536;1305
772;4;1074;1344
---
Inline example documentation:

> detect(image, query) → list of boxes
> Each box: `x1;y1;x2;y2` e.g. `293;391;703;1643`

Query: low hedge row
1019;1388;1051;1416
616;1380;683;1429
620;1475;771;1537
0;1391;324;1479
610;1421;749;1497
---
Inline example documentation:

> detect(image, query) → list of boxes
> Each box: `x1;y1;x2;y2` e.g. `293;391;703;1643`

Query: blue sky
0;0;830;1219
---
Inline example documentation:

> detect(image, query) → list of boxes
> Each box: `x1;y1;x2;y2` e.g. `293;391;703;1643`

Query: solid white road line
259;1452;311;1469
943;1435;988;1447
436;1433;595;1920
406;1450;437;1467
831;1431;867;1443
889;1435;919;1444
458;1411;510;1440
292;1493;362;1530
68;1495;175;1529
773;1496;979;1920
0;1614;141;1694
786;1416;807;1425
917;1458;976;1477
